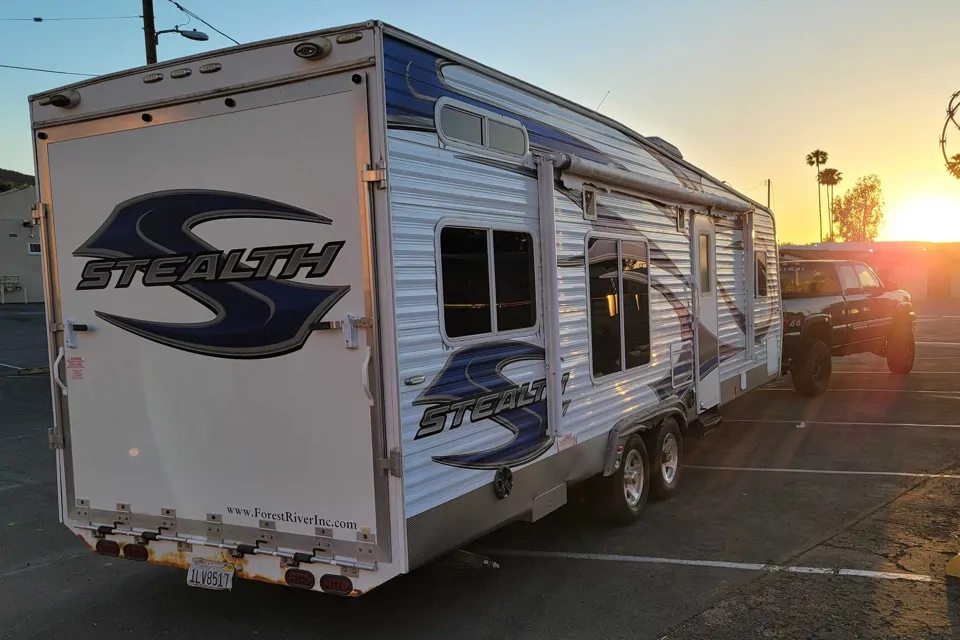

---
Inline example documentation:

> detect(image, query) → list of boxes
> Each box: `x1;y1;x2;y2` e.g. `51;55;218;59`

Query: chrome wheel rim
623;449;644;507
661;433;679;484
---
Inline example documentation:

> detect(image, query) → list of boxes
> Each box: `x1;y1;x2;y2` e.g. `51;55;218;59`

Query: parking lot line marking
485;550;934;582
916;341;960;347
725;419;960;429
686;465;960;479
832;371;960;374
0;362;22;370
760;388;960;395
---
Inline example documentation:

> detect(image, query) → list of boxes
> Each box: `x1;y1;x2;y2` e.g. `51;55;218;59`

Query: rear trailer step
690;411;723;438
77;523;377;571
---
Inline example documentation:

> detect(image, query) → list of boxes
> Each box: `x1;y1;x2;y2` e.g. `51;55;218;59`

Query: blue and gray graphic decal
414;341;569;470
74;190;349;359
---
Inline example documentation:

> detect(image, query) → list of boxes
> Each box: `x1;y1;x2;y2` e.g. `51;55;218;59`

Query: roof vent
647;136;682;159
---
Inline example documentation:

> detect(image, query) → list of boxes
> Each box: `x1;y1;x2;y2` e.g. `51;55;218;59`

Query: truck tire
648;418;683;501
791;340;831;397
886;329;915;374
595;435;650;524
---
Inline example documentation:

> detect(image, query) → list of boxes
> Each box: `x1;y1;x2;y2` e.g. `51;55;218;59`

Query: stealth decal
73;190;350;359
414;341;570;470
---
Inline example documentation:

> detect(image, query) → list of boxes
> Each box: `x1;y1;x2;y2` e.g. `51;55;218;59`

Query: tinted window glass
621;241;650;369
699;233;712;294
838;265;862;294
440;227;491;337
588;238;622;377
755;251;768;298
440;106;483;146
493;230;536;331
487;120;526;155
780;263;842;298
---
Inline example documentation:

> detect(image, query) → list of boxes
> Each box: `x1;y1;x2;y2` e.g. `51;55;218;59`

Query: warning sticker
67;356;84;380
557;433;577;452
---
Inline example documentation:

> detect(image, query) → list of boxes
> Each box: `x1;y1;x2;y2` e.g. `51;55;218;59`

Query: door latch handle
64;318;91;348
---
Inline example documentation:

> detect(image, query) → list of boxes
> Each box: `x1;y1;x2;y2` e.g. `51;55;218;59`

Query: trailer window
755;251;768;298
698;233;712;294
588;237;651;378
437;99;529;157
439;226;536;339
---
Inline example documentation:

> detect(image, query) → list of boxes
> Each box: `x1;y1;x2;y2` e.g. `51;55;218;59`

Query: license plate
186;558;235;591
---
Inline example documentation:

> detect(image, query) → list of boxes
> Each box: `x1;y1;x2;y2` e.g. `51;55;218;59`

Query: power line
166;0;239;45
0;15;141;22
0;63;96;77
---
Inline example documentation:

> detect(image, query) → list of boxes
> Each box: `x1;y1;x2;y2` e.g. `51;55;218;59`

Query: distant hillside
0;168;36;186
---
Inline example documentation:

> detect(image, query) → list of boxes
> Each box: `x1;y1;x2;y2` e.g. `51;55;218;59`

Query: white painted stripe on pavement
687;465;960;479
0;362;22;370
832;370;960;373
725;419;960;429
917;341;960;347
760;388;960;394
485;550;934;582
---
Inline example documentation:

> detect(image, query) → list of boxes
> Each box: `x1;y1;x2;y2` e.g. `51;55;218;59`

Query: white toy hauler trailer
29;20;782;596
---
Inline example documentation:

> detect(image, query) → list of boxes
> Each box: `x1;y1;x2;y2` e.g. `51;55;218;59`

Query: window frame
584;232;653;384
838;264;862;295
435;219;541;346
27;242;42;255
435;97;530;159
755;250;768;298
698;232;713;296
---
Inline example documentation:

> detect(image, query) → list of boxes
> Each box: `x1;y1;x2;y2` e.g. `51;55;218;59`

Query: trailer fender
601;403;687;476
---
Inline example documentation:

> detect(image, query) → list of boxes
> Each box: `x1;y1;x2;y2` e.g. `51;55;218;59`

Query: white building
0;187;43;303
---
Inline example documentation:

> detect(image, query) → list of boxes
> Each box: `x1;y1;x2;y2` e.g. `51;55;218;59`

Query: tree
948;153;960;179
817;168;843;240
831;175;885;242
805;150;828;241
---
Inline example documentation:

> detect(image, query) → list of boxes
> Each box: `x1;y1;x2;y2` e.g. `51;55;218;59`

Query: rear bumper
69;523;385;596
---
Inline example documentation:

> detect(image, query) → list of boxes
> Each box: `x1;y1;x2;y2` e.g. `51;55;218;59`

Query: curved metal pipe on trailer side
544;152;755;214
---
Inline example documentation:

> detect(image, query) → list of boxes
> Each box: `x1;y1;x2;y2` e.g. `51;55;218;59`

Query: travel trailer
29;21;781;596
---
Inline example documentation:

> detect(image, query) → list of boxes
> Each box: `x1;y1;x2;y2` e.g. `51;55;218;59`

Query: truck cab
780;259;915;395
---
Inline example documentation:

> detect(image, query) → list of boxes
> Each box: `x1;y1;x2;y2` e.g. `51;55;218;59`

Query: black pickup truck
780;259;916;396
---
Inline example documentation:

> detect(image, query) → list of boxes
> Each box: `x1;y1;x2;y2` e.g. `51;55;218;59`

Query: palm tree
818;168;842;241
806;150;828;241
948;154;960;179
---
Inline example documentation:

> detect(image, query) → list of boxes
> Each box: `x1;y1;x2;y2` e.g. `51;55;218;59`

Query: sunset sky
2;0;959;243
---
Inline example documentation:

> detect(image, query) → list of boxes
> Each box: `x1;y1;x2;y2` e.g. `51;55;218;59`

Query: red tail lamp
95;539;120;557
318;573;353;595
284;568;316;589
122;543;149;561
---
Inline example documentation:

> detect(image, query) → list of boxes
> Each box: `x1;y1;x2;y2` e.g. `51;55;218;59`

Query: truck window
439;226;537;339
588;237;651;377
837;265;862;294
755;251;768;298
854;264;882;292
779;263;842;298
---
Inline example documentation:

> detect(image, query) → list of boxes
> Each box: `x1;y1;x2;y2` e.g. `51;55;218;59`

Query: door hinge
361;162;387;190
51;323;64;333
47;428;64;449
375;449;402;477
31;202;46;224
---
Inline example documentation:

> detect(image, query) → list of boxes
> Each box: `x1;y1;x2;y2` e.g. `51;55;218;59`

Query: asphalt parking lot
1;303;958;639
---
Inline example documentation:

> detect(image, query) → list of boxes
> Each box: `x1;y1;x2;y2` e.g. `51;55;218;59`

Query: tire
791;339;831;397
594;435;650;524
887;328;915;374
648;418;683;501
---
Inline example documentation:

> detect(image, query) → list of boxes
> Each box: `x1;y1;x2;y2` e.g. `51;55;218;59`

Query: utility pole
766;179;771;210
142;0;158;65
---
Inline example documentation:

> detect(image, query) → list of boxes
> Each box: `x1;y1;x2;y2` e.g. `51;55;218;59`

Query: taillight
95;539;120;557
318;573;353;595
122;543;149;561
284;568;316;590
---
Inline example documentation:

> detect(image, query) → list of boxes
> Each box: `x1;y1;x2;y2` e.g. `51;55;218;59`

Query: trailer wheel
649;418;683;501
596;435;650;524
791;340;831;397
886;329;915;374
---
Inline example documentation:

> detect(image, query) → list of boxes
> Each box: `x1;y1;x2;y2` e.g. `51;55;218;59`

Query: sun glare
882;194;960;242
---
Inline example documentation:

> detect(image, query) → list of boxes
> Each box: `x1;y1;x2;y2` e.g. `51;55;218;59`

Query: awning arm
543;152;755;214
